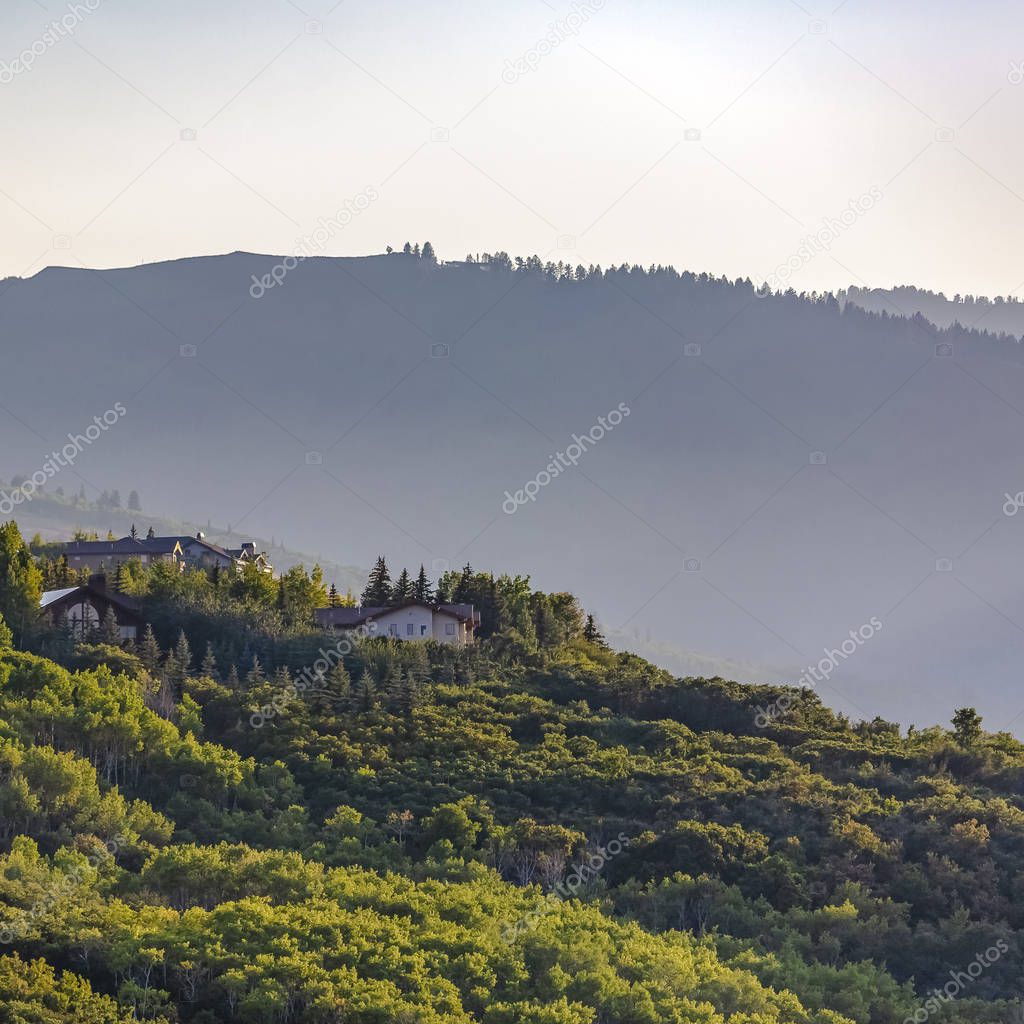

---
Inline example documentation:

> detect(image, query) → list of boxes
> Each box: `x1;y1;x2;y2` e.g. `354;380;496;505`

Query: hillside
0;518;1020;1022
5;251;1024;729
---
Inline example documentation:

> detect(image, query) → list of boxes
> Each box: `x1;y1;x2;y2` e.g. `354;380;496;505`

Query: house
63;533;274;577
63;536;183;574
39;576;144;642
174;534;274;575
224;540;274;575
315;601;480;646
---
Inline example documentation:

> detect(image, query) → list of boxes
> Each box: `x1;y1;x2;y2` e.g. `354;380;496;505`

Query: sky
2;0;1024;296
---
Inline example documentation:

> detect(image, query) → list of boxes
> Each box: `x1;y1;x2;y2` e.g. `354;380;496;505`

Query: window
421;625;428;635
389;624;399;637
406;623;414;636
445;622;456;635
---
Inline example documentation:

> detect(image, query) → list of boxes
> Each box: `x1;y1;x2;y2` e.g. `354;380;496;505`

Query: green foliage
2;536;1024;1021
0;522;43;645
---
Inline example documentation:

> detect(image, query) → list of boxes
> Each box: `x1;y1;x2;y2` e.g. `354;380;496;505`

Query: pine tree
583;614;607;648
201;642;218;679
226;663;241;689
173;630;192;677
128;490;141;511
413;565;433;605
246;655;265;687
391;568;413;605
146;527;155;540
355;669;377;712
361;556;392;606
453;563;474;603
0;613;13;650
129;523;138;540
397;670;419;716
0;522;43;645
422;241;436;264
328;583;340;608
99;606;121;645
138;624;161;672
113;560;131;593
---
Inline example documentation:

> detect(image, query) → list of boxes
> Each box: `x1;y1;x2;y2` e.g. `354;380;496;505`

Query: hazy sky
2;0;1023;295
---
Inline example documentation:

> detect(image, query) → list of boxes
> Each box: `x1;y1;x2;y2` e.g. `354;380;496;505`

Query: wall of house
371;605;436;641
432;611;467;644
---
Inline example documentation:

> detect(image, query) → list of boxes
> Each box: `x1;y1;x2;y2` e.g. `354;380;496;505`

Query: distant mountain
4;251;1024;729
843;284;1024;339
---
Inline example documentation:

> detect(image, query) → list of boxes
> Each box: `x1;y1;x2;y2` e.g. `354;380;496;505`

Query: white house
315;601;479;645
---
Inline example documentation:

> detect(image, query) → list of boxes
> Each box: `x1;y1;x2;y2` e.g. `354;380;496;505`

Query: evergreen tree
361;557;392;606
328;583;340;608
173;630;192;677
138;624;161;672
226;663;241;689
246;655;265;686
583;614;608;648
0;612;12;650
201;642;218;679
391;568;413;605
402;241;412;254
355;669;377;712
413;565;433;605
99;607;121;646
113;560;131;593
146;527;155;540
422;241;436;264
128;490;142;511
0;522;43;645
129;523;138;540
453;563;474;604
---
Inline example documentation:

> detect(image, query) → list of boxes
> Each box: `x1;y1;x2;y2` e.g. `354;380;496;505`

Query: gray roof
64;537;181;556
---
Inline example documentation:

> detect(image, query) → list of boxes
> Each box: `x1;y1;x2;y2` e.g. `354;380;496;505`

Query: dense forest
0;518;1022;1022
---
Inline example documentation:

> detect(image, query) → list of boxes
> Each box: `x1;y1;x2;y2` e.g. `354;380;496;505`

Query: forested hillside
0;518;1021;1021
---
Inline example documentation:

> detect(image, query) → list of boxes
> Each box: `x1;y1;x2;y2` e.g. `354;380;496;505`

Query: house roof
174;536;235;559
40;587;80;609
39;581;142;616
64;537;182;556
315;600;479;628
